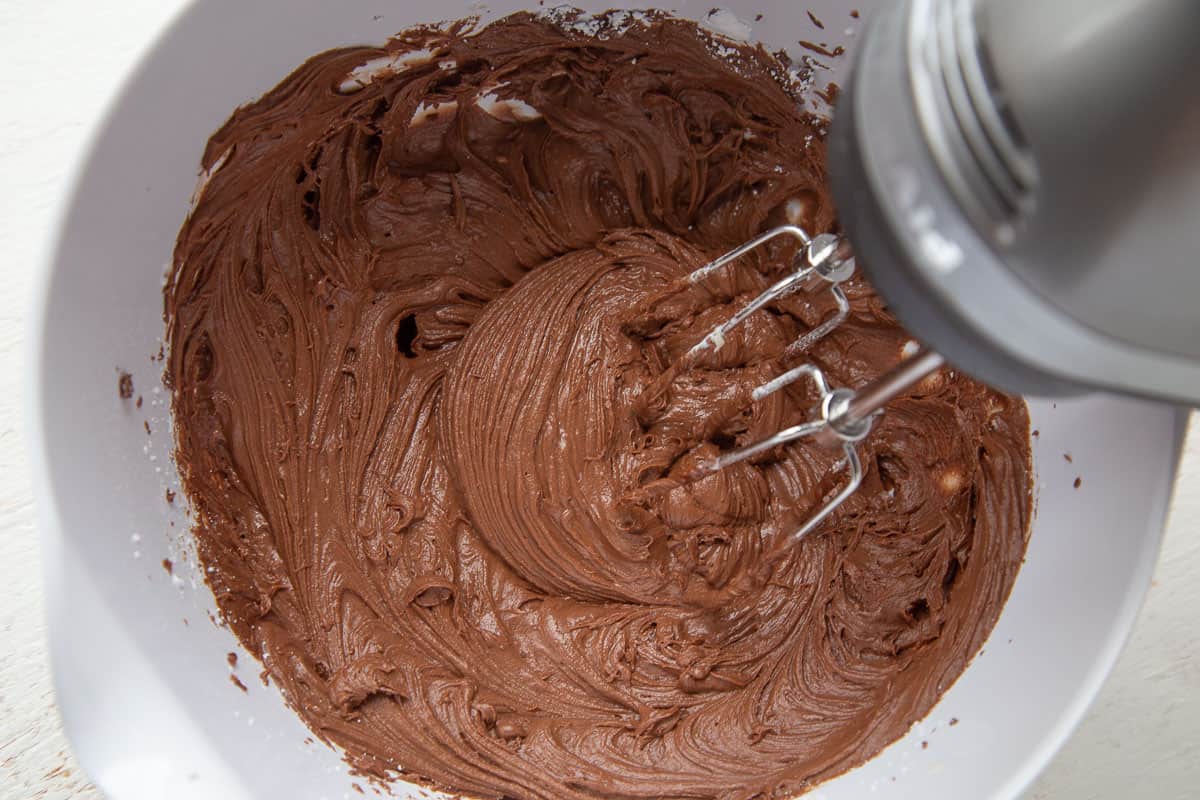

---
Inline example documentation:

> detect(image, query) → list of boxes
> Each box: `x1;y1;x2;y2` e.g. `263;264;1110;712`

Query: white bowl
28;1;1188;798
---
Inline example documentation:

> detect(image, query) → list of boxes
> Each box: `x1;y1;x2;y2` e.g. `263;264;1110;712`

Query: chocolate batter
165;11;1031;800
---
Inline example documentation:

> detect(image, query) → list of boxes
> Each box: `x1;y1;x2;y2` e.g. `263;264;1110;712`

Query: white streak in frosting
338;48;444;93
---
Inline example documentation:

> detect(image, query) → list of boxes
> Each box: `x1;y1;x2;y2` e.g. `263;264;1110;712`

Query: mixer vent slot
910;0;1038;245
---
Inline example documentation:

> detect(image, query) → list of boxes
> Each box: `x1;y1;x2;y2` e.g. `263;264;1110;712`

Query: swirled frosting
165;12;1031;799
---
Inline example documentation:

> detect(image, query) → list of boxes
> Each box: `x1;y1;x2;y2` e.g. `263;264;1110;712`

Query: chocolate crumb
1032;429;1040;437
166;488;176;504
1074;476;1082;489
798;40;843;58
118;372;134;399
144;420;152;435
850;9;860;18
817;81;841;105
921;741;928;750
228;652;238;668
162;558;173;575
353;784;365;795
230;674;248;692
807;10;825;29
948;717;959;726
755;13;763;21
136;395;143;409
1063;453;1073;463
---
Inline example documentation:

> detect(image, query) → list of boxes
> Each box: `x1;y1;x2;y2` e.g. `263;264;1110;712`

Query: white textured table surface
2;2;1197;798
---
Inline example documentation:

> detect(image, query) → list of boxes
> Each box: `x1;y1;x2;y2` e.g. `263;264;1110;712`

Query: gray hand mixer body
674;0;1199;538
830;0;1200;405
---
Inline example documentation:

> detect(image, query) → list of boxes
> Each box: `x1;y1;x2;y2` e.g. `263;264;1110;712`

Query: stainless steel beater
679;225;945;541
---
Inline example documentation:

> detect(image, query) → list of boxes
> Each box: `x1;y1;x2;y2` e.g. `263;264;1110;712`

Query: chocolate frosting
165;12;1031;799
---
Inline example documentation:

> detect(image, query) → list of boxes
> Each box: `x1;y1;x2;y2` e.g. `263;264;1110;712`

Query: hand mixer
680;0;1200;539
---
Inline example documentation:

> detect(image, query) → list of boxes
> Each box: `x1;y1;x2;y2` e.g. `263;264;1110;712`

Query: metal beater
675;225;944;541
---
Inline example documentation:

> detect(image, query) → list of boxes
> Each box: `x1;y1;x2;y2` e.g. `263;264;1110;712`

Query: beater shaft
825;348;945;441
